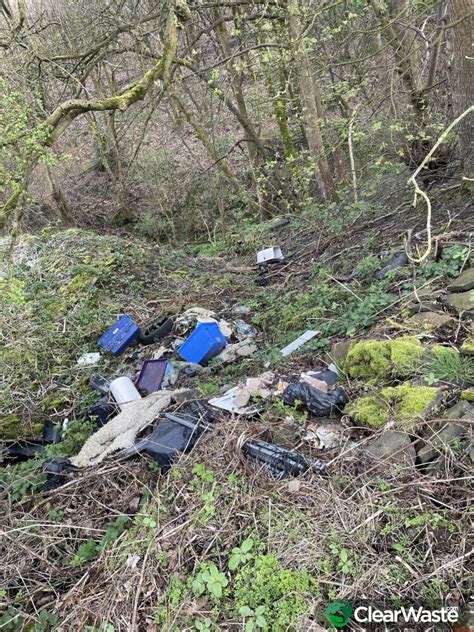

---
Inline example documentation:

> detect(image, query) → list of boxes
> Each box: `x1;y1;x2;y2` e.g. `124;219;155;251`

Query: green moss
392;383;437;420
0;414;23;439
345;395;390;427
461;388;474;402
346;383;438;429
390;337;424;369
345;340;391;380
461;337;474;354
345;336;424;381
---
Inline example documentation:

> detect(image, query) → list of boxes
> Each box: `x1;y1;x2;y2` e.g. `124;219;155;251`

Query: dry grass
1;417;472;631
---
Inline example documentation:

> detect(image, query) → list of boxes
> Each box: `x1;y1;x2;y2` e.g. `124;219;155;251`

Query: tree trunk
287;0;335;200
451;0;474;180
45;165;75;225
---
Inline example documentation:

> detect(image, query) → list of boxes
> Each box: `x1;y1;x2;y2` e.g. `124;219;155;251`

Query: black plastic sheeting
282;382;348;416
308;369;338;387
115;415;207;470
43;457;77;491
43;420;62;444
2;420;63;463
88;396;118;427
375;252;408;280
3;440;45;461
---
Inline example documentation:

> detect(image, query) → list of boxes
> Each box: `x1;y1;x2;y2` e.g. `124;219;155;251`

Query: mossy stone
408;311;455;332
447;268;474;293
346;383;439;429
461;388;474;402
0;414;23;439
460;337;474;356
345;336;424;381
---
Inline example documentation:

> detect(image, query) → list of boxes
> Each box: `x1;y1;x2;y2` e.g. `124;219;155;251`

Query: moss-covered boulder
461;388;474;403
346;383;440;429
345;336;424;381
461;337;474;356
0;414;23;439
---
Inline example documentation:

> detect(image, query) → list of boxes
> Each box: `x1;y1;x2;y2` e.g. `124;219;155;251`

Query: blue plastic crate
178;322;227;364
98;314;140;356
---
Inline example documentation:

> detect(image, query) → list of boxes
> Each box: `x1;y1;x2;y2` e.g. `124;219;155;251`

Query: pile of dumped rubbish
3;298;349;490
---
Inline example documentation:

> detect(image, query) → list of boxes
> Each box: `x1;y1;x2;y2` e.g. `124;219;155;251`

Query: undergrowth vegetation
1;219;472;630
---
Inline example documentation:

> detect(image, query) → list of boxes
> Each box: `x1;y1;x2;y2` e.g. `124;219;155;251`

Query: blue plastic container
98;314;140;355
178;322;226;364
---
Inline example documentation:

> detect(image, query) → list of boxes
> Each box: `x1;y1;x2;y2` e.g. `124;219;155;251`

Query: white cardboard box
256;246;284;265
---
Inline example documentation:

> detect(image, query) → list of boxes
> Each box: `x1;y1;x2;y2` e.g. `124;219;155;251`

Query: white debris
209;386;259;415
303;424;343;450
300;373;329;392
280;330;321;356
245;372;275;398
217;339;257;362
256;246;284;265
77;352;101;366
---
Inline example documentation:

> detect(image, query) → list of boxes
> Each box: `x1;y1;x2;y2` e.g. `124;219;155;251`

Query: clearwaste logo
323;600;462;628
324;601;353;628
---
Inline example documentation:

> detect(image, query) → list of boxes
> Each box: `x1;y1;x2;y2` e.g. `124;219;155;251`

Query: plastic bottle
110;376;141;409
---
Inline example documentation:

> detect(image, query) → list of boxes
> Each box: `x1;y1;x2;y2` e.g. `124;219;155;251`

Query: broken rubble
217;339;257;363
303;423;344;450
442;400;474;419
330;340;354;366
209;386;258;415
77;352;102;366
406;288;444;315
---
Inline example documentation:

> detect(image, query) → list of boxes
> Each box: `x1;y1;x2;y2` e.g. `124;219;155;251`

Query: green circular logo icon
324;601;353;628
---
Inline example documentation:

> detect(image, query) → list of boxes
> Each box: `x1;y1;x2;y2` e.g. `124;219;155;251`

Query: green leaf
192;579;204;595
255;606;265;615
255;615;267;628
241;538;254;553
229;555;240;570
340;549;348;563
239;606;253;617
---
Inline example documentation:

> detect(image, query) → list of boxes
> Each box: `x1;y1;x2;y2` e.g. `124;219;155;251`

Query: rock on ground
445;291;474;318
417;423;469;464
447;268;474;293
366;430;416;465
